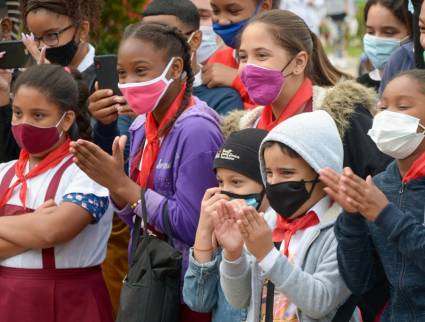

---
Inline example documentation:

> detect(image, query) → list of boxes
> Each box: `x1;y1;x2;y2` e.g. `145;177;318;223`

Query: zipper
397;183;417;321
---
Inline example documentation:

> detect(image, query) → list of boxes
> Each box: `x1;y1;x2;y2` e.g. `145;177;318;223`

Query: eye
135;67;147;76
13;109;22;118
265;170;273;177
238;53;247;62
231;179;242;185
33;112;45;119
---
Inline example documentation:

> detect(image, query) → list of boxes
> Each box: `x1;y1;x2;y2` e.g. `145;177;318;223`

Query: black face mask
221;190;265;211
265;177;319;218
45;37;79;66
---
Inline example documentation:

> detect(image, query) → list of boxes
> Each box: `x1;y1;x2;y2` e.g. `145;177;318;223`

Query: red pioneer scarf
0;138;72;209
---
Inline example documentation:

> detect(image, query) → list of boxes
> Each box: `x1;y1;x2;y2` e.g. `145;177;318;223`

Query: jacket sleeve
375;202;425;272
143;121;223;246
220;251;252;309
264;230;351;319
183;249;221;313
334;211;386;295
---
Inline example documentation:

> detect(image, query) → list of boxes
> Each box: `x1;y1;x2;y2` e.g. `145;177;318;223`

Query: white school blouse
0;157;113;269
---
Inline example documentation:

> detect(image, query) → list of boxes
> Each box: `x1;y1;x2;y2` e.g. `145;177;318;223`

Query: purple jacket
115;98;223;276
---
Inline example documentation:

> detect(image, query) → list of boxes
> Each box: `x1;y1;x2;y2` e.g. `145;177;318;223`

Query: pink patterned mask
241;61;293;106
118;58;175;115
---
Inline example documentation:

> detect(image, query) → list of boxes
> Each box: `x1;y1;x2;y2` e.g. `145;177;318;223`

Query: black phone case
94;55;121;96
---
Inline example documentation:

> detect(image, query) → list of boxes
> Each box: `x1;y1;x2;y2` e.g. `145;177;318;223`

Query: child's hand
214;200;244;261
198;188;229;234
236;206;274;262
319;167;358;213
339;168;389;221
88;82;124;125
202;63;238;88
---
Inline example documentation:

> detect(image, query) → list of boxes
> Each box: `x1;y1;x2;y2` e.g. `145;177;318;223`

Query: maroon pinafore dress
0;158;114;322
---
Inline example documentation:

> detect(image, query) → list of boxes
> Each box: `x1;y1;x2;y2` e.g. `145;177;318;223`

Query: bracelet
130;199;141;210
194;246;213;253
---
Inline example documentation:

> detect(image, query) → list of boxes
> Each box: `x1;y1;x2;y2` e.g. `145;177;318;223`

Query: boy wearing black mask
217;111;356;322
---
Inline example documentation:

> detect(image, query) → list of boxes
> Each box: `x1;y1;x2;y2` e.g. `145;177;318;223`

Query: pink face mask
11;113;66;154
241;60;293;106
118;58;175;115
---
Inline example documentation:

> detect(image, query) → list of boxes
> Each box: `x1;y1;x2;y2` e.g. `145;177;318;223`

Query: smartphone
94;55;121;95
0;40;31;69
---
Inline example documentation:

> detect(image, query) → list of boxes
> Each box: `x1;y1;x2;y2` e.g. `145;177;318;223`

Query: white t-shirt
0;157;113;269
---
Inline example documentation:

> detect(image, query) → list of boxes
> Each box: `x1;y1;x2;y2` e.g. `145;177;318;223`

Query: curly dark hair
21;0;104;28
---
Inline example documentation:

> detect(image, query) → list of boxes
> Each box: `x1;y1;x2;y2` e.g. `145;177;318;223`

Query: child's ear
188;30;202;53
77;20;90;43
171;57;184;80
261;0;273;11
293;51;309;76
62;111;76;133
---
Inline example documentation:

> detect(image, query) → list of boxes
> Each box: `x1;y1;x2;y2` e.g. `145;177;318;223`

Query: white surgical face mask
368;110;425;159
197;26;219;64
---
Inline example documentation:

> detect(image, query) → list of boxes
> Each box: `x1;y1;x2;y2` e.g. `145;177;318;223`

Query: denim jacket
335;161;425;322
183;249;247;322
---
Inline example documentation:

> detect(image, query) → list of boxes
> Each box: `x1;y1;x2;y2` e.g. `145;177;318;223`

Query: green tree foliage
95;0;147;54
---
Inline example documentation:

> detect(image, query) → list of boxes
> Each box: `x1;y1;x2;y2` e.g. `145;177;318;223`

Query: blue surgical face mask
363;34;400;70
197;25;219;64
408;0;414;14
221;190;264;210
212;3;261;49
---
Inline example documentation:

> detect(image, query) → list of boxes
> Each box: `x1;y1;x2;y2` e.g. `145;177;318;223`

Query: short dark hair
142;0;200;30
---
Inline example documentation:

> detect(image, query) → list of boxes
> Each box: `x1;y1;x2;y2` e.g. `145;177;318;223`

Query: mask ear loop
281;54;297;78
56;112;68;138
305;175;320;197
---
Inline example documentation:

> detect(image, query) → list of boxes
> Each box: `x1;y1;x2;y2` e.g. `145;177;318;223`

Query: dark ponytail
309;31;351;85
122;22;194;135
247;10;351;86
12;64;92;141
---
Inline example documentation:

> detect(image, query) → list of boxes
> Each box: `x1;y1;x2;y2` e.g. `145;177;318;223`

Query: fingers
22;33;41;62
70;140;100;168
38;199;57;209
203;187;223;201
319;167;340;191
38;46;50;65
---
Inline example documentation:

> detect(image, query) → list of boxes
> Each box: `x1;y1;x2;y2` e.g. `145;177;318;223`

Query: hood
220;80;378;138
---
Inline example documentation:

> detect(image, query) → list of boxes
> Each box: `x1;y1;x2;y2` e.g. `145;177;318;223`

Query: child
183;128;268;322
142;0;244;114
70;22;224;321
0;64;113;322
218;111;355;322
321;69;425;321
203;0;272;109
225;9;390;179
358;0;411;91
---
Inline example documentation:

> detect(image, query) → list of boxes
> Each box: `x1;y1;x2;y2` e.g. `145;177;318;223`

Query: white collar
308;195;332;224
77;44;95;73
369;69;382;81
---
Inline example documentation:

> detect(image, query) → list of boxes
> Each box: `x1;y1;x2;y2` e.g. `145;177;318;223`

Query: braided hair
122;22;194;136
13;64;92;141
21;0;104;29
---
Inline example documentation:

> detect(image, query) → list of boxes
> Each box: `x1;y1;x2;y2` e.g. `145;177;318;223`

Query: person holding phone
71;22;224;322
